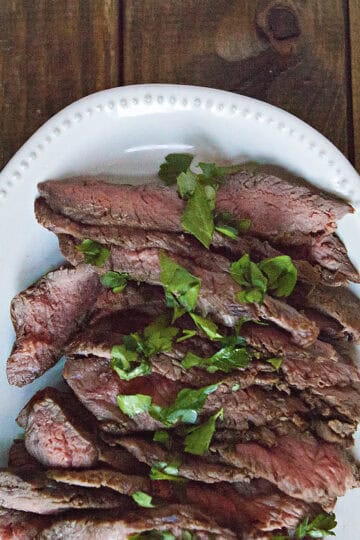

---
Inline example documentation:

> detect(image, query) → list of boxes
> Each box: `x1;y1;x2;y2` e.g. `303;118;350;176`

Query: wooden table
1;0;359;171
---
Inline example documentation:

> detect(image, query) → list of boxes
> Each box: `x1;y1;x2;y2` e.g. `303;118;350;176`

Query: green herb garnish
76;239;110;267
149;461;186;483
214;211;251;239
132;491;156;508
295;513;337;538
181;182;215;248
130;530;176;540
116;394;152;419
111;315;179;381
159;252;201;320
100;271;130;293
184;408;223;455
182;345;251;374
176;329;197;343
230;254;297;304
189;313;223;340
158;153;194;185
153;430;171;447
266;357;283;371
258;255;297;297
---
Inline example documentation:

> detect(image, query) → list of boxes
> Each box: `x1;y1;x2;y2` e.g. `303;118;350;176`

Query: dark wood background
1;0;359;171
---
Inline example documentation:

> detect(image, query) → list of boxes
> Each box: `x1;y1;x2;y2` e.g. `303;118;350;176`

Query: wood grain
124;0;350;156
349;0;360;170
0;0;119;170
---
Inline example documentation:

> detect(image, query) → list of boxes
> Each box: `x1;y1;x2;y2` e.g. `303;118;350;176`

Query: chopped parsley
116;394;152;419
111;315;179;381
149;461;186;482
158;154;255;248
189;313;223;340
130;530;175;540
214;211;251;239
230;254;297;304
182;345;251;374
266;357;283;371
184;408;223;455
100;271;130;293
76;239;110;267
159;252;201;320
273;512;337;539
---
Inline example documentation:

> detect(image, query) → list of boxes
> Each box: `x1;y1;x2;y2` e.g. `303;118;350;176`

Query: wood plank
0;0;119;170
124;0;349;156
349;0;360;170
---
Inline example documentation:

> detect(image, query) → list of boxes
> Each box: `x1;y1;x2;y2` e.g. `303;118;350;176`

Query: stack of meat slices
3;171;360;539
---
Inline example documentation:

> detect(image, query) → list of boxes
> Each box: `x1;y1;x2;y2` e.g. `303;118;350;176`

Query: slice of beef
8;440;43;474
38;504;236;539
291;283;360;343
302;308;347;341
0;469;130;514
214;433;358;508
302;385;360;423
63;357;183;433
64;356;308;435
7;265;101;387
16;387;100;469
275;233;360;284
59;235;319;347
37;174;351;243
47;468;150;495
95;282;165;316
117;435;250;484
36;196;347;288
183;480;316;538
242;323;360;389
0;508;52;540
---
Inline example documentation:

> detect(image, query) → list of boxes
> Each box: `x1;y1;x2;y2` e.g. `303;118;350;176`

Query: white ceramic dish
0;84;359;537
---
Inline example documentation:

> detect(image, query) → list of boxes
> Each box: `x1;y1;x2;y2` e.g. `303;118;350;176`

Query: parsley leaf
116;394;152;419
132;491;156;508
184;408;223;455
151;384;218;427
176;329;197;343
76;239;110;267
230;254;267;304
150;461;186;482
181;183;214;248
232;383;240;391
182;345;251;373
130;530;175;540
214;211;251;239
189;313;223;340
100;271;129;293
158;153;194;185
258;255;297;297
177;170;197;198
159;252;201;319
153;430;171;448
295;513;337;538
266;357;283;371
111;315;179;381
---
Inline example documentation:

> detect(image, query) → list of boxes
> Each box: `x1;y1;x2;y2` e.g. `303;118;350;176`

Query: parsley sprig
76;239;110;266
111;315;179;381
230;254;297;304
273;512;337;539
158;153;252;248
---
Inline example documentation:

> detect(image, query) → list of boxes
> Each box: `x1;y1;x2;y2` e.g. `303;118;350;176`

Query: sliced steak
276;233;360;284
8;440;43;474
47;468;150;495
36;196;346;287
214;433;357;508
242;323;360;389
64;356;183;433
95;282;164;315
37;174;351;243
183;480;315;537
16;387;99;469
302;308;347;341
117;435;250;484
0;508;52;540
7;265;101;386
60;235;319;347
38;504;236;539
302;385;360;423
64;356;308;435
0;470;130;514
291;283;360;343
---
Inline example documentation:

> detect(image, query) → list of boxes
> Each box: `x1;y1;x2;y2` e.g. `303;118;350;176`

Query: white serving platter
0;84;359;537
